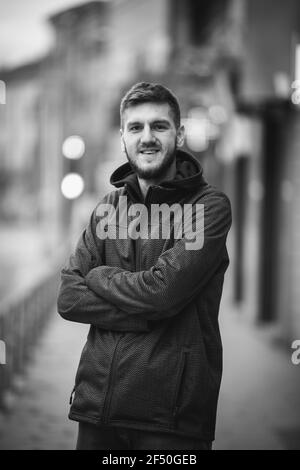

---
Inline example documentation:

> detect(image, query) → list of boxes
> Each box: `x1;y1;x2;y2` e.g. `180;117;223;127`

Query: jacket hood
110;149;207;202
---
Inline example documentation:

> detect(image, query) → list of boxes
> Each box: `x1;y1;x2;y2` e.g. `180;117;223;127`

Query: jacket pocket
171;342;220;434
171;347;189;427
108;336;181;427
69;328;115;419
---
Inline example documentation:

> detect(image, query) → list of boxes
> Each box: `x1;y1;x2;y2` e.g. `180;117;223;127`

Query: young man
57;82;232;450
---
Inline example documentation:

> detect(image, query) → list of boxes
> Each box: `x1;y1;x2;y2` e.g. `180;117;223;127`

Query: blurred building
0;61;43;223
217;0;300;343
0;0;175;251
1;0;300;343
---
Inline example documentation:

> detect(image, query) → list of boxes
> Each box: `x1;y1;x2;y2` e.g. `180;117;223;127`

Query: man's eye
129;126;141;132
154;124;167;131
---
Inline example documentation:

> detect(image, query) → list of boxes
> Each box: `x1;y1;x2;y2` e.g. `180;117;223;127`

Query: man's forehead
123;102;174;124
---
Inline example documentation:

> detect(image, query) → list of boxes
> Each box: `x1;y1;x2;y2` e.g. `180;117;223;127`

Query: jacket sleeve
85;193;232;321
57;204;150;332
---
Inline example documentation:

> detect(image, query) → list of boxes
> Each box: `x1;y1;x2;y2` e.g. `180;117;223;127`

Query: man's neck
137;161;177;199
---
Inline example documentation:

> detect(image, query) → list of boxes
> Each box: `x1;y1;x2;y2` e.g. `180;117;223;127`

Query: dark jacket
57;149;232;441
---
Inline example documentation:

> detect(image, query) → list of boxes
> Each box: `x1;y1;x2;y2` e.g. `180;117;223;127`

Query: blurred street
0;224;50;299
216;292;300;450
0;309;88;450
0;287;299;450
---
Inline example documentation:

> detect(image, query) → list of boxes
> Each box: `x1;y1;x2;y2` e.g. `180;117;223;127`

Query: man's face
120;102;184;180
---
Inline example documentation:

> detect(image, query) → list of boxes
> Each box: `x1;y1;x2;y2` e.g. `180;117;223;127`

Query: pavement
215;300;300;450
0;312;89;450
0;295;300;450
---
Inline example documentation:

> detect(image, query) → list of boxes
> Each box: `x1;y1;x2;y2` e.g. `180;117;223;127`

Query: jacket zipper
144;187;153;207
101;336;123;424
138;186;154;270
172;349;189;427
135;236;141;271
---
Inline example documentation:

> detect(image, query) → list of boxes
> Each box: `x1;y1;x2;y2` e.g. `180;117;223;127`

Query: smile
140;150;160;154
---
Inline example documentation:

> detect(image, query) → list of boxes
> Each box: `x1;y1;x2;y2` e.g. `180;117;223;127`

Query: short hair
120;82;181;129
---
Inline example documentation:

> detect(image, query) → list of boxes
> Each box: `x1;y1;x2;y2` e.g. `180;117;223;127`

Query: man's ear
120;130;126;153
176;124;185;148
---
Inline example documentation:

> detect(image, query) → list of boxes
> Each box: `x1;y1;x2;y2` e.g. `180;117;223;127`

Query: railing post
0;269;61;408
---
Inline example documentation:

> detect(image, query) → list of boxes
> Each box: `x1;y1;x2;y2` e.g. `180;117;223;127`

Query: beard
124;141;177;180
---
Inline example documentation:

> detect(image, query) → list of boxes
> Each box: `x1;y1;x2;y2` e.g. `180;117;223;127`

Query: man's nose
140;126;155;144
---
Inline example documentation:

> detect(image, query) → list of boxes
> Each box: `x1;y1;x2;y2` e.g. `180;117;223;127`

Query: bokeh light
183;118;210;152
62;135;85;160
0;80;6;104
61;173;84;199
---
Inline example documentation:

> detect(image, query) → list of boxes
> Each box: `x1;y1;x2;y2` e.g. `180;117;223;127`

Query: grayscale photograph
0;0;300;453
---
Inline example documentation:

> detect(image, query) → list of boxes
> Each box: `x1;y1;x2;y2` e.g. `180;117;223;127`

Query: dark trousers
76;422;212;450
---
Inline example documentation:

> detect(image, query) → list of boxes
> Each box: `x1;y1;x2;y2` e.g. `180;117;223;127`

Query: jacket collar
110;149;207;204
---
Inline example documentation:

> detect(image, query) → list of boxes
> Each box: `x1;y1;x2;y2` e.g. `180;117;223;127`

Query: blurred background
0;0;300;450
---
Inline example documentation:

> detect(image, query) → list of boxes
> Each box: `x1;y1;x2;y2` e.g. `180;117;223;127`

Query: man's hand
57;206;150;332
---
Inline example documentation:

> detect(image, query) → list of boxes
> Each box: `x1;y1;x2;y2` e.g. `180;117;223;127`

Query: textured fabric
57;149;232;442
76;422;212;450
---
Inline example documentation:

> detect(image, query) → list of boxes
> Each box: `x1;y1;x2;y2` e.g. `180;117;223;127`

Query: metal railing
0;269;61;408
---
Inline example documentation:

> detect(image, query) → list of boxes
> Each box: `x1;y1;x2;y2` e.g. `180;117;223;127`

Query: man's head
120;82;185;180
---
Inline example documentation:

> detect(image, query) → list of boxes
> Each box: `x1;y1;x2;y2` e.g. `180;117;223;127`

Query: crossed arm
85;193;232;322
57;193;231;328
57;208;150;332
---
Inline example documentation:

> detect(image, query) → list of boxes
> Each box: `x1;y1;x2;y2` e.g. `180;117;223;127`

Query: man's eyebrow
126;119;171;127
126;121;142;127
152;119;171;125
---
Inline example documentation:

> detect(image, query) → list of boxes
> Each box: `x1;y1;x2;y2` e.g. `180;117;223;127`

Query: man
57;82;232;450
